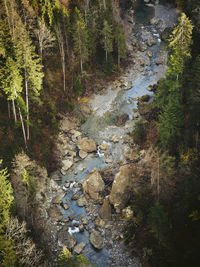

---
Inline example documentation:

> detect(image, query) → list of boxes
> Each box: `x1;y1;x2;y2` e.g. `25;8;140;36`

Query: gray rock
48;205;62;221
71;193;79;200
79;224;84;232
115;114;129;127
74;242;86;254
62;203;69;210
61;159;73;172
77;195;87;207
58;229;76;250
79;150;88;159
140;94;150;102
90;231;103;250
82;218;89;225
82;169;105;202
99;197;112;221
52;193;65;204
77;138;96;152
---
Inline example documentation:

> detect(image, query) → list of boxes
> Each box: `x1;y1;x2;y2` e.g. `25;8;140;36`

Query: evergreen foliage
167;12;193;78
101;19;113;62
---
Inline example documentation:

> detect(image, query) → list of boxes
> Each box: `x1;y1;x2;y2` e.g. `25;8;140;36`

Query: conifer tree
114;25;126;67
72;7;88;73
15;24;44;141
101;19;113;62
0;161;14;226
167;13;193;78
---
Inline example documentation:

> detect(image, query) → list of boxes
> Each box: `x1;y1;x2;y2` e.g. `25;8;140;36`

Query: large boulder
61;159;73;174
48;205;62;221
99;197;112;221
89;231;103;250
58;228;76;250
115;114;129;126
77;137;96;152
61;118;75;132
82;169;105;202
110;164;136;213
77;195;88;207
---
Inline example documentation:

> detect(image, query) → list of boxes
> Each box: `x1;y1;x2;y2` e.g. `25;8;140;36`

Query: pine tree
101;19;113;62
167;13;193;78
72;7;88;73
114;25;126;67
15;24;44;141
0;161;14;226
158;90;184;151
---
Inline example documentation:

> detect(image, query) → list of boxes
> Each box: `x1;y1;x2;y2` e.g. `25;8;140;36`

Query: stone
133;113;139;119
77;137;96;152
89;231;103;250
139;42;147;52
115;114;129;126
79;150;88;159
100;143;108;150
105;158;112;164
161;27;172;41
126;151;140;161
62;217;69;222
111;134;119;143
82;169;105;202
99;197;112;221
146;51;152;58
52;193;65;204
122;206;134;220
61;159;73;171
71;193;79;200
147;38;156;47
82;218;89;225
48;206;62;221
94;217;106;228
62;203;69;210
58;229;76;250
77;195;87;207
80;104;91;115
79;224;84;232
140;94;150;102
110;164;136;213
156;55;166;65
61;119;75;132
150;17;157;25
65;182;70;188
74;242;86;254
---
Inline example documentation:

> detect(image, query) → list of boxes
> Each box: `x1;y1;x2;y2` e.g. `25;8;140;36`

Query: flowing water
60;2;178;266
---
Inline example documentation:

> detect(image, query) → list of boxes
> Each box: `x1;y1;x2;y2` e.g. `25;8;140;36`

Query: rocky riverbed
11;2;179;266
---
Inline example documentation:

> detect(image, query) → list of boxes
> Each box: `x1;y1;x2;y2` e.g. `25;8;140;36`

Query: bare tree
34;20;56;63
6;217;43;266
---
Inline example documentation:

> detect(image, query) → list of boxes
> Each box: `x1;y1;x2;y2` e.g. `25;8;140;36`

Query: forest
0;0;200;266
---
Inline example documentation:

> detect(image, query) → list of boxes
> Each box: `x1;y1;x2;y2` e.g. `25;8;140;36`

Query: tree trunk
157;154;160;201
118;53;120;68
8;101;11;119
12;98;17;122
106;50;108;62
18;107;27;149
25;72;30;140
103;0;106;9
56;25;66;92
80;58;83;74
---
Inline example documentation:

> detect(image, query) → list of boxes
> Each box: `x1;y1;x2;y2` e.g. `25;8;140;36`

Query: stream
58;2;178;266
